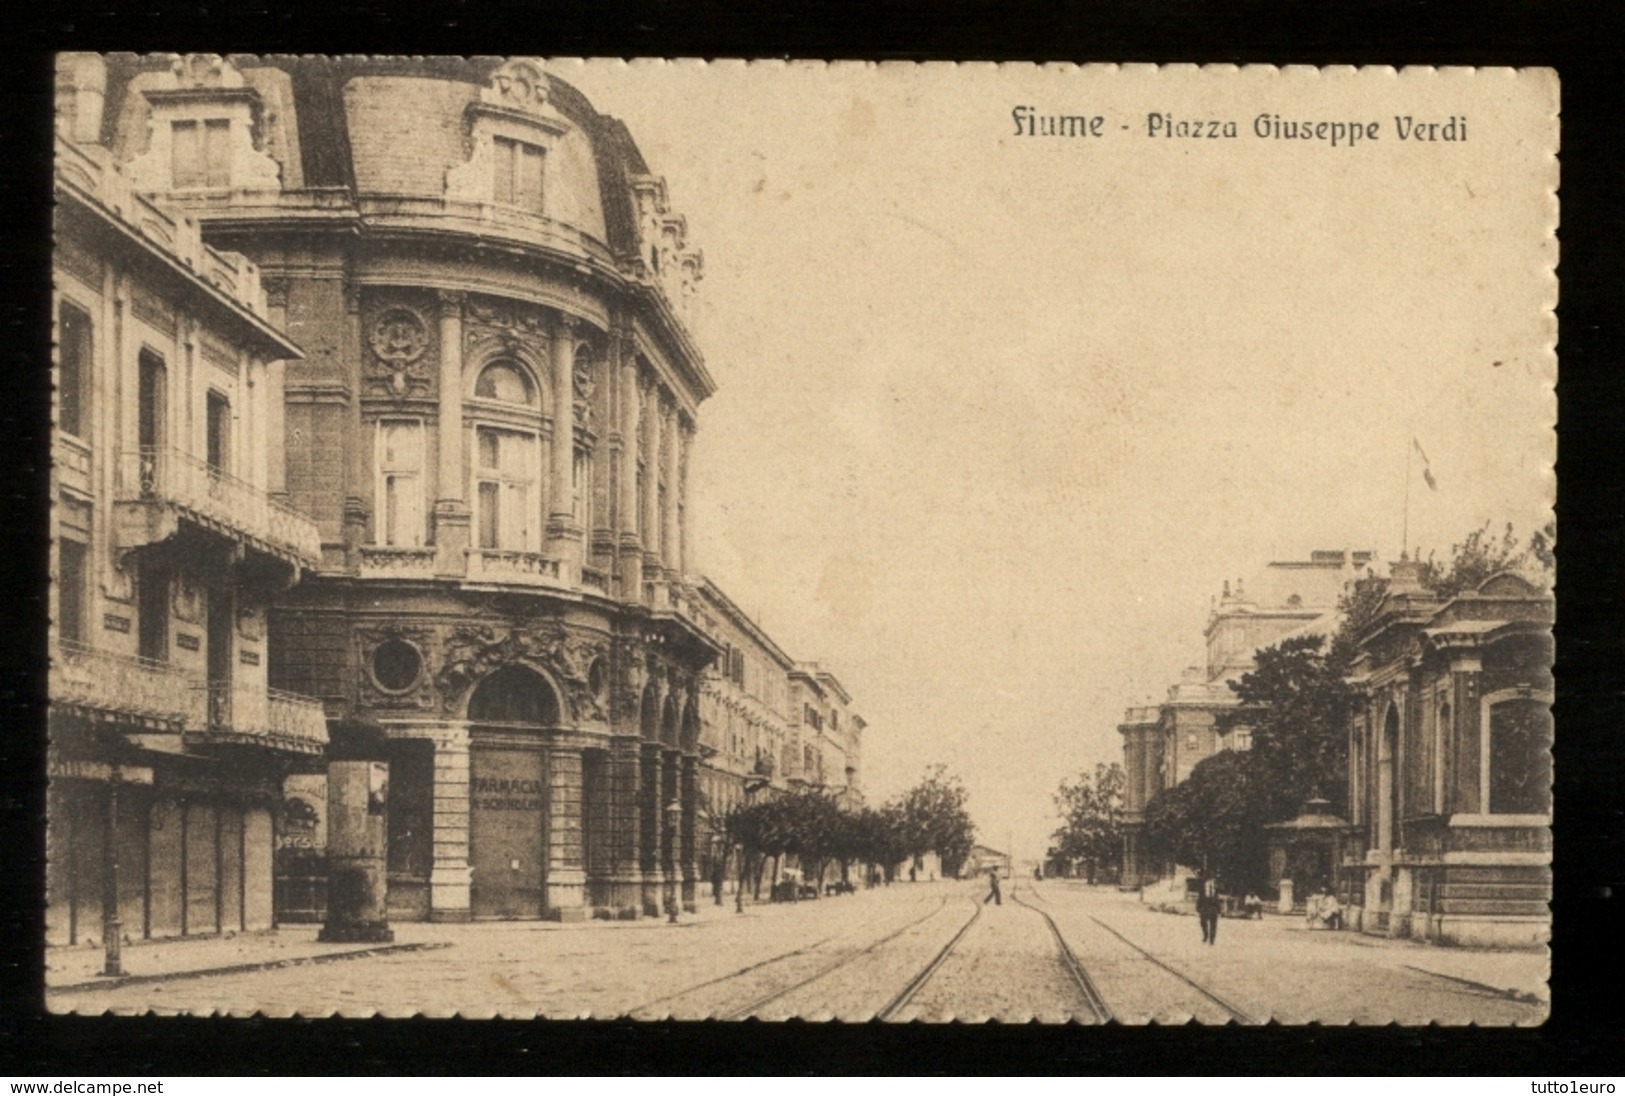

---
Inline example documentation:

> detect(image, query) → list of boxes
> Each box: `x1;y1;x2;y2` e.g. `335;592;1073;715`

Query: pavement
42;880;1549;1022
44;890;783;993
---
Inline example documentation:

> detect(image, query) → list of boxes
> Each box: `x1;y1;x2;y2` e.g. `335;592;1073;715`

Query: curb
47;941;455;994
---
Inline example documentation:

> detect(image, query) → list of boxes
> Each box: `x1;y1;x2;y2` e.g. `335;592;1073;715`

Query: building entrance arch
467;664;559;919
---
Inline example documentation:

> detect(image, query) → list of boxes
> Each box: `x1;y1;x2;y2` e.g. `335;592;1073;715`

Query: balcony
358;544;438;581
115;447;321;570
50;640;203;730
464;548;563;588
198;683;329;756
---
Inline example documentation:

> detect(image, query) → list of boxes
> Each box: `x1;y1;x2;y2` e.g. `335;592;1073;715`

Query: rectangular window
57;539;88;644
492;136;544;211
206;391;231;475
57;302;91;438
377;420;424;547
137;568;169;664
474;426;537;550
172;119;231;189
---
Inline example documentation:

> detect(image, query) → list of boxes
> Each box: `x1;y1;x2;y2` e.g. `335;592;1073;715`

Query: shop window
57;301;91;438
377;420;424;547
172;118;232;189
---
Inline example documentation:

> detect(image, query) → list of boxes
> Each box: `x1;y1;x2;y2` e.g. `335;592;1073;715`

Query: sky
560;62;1557;862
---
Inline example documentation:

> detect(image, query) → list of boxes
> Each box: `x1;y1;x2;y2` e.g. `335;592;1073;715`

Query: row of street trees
1135;522;1554;893
710;764;976;904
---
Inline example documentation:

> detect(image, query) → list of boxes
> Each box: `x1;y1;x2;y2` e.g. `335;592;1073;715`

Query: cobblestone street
46;879;1547;1023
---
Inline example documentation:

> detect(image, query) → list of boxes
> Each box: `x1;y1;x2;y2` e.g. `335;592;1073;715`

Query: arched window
467;665;559;726
469;358;542;551
1484;695;1552;815
474;360;536;405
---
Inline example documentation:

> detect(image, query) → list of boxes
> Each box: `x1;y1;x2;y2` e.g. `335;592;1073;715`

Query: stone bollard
1277;878;1294;916
320;722;394;944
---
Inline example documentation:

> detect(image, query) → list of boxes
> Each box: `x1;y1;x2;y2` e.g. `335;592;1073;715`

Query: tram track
1009;884;1113;1023
723;895;969;1020
1083;912;1260;1024
873;898;983;1021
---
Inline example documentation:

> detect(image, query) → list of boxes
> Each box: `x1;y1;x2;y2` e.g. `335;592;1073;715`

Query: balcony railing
358;544;438;581
464;548;563;587
199;682;329;755
50;640;202;730
116;447;321;568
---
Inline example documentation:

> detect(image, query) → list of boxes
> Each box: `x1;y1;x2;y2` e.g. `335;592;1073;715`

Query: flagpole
1402;438;1412;560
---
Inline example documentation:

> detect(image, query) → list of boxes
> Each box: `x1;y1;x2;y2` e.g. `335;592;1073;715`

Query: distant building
962;845;1011;879
1120;550;1374;885
50;65;322;946
1342;562;1551;947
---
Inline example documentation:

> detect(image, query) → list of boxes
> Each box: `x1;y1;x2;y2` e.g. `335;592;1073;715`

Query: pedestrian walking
985;868;1002;906
1197;874;1221;945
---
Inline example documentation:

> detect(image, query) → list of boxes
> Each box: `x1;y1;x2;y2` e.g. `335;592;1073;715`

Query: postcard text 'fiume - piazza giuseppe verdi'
1011;108;1469;147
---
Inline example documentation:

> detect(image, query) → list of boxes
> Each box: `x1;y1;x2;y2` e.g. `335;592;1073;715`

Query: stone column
429;725;472;922
340;287;368;560
546;744;586;919
616;337;643;602
677;420;692;578
641;385;663;588
660;749;680;915
680;753;698;912
661;404;680;576
639;742;661;916
433;291;470;576
545;316;582;584
609;736;644;915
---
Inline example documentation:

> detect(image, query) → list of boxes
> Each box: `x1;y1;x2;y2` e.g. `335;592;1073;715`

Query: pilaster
545;315;582;584
546;744;586;919
680;753;698;912
434;291;470;576
609;735;644;914
639;741;661;916
428;725;472;922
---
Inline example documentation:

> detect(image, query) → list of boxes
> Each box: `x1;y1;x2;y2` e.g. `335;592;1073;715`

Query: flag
1413;437;1437;491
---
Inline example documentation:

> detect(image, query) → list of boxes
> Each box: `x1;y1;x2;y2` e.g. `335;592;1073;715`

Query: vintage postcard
47;57;1555;1022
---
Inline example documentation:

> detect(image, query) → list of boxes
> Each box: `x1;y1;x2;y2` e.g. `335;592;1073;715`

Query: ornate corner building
65;53;733;924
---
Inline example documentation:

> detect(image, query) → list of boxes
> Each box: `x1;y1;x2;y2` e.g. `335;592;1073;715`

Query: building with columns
1342;562;1551;946
50;80;325;948
72;53;724;922
1119;550;1373;886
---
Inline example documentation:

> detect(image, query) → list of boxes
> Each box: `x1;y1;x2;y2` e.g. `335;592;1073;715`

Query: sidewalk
1092;881;1550;1004
45;890;790;993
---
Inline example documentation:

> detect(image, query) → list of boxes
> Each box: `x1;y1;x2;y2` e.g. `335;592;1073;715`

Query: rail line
873;898;983;1021
1009;885;1114;1023
714;895;960;1020
1085;913;1261;1024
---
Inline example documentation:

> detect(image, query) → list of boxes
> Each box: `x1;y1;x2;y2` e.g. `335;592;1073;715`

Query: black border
4;0;1622;1076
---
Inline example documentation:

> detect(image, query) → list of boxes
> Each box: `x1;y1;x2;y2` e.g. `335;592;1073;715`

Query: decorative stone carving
173;54;233;89
358;624;437;710
489;59;549;112
464;297;550;367
367;306;432;399
236;603;265;642
573;349;596;428
435;622;607;723
171;575;204;625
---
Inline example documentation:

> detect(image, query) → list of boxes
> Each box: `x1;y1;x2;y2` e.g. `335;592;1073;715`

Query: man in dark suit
1197;873;1221;944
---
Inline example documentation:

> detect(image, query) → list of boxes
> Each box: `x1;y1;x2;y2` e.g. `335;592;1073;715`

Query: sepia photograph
46;55;1555;1023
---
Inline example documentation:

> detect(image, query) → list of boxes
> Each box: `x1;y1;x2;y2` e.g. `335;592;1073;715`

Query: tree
1142;750;1269;891
891;764;976;877
1418;520;1554;599
1048;762;1126;883
1218;633;1351;820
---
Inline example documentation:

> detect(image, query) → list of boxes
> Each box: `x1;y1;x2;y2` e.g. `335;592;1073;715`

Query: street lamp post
665;798;682;923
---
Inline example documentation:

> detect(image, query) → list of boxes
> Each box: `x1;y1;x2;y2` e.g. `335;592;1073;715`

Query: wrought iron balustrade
116;446;321;566
50;640;202;729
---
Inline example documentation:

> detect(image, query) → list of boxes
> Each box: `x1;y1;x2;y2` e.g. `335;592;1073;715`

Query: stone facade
51;55;323;951
1119;550;1373;885
1342;563;1552;947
